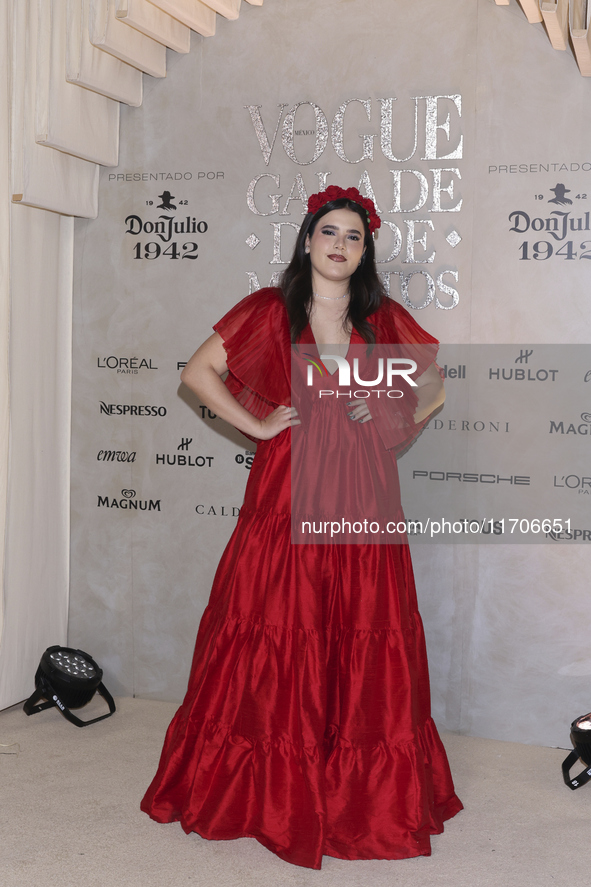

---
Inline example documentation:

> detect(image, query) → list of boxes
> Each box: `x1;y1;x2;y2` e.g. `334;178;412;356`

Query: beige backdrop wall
69;0;591;748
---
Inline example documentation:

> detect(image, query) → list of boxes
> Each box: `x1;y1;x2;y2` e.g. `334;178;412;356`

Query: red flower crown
306;186;381;235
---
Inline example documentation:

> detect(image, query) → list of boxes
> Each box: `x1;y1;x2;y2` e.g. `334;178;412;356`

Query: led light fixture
562;711;591;789
23;646;116;727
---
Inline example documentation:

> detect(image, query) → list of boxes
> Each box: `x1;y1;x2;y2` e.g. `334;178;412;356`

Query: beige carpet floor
1;696;588;887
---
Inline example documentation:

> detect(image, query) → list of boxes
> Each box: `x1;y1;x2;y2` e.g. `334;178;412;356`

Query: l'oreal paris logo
304;355;418;388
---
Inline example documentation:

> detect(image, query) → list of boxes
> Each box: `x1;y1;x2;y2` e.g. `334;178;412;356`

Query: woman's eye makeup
319;228;361;241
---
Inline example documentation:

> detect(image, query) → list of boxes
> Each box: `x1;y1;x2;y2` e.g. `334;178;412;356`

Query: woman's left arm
413;362;445;423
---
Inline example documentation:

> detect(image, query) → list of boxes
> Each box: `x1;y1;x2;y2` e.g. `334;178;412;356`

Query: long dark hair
280;198;386;344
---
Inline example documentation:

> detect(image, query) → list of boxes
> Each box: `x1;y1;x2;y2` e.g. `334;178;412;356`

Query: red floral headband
306;185;381;235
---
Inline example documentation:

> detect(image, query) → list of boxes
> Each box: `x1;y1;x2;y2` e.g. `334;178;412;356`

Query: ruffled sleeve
213;288;292;441
369;299;440;455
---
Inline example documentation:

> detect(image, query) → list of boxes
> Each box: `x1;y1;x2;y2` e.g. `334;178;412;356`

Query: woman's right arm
180;332;297;441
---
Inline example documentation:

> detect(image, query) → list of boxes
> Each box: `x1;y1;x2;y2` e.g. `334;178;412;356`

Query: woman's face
305;208;366;289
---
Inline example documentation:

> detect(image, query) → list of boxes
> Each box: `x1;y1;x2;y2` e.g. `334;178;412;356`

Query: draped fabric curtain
0;1;10;678
0;205;73;710
0;2;75;708
0;0;264;711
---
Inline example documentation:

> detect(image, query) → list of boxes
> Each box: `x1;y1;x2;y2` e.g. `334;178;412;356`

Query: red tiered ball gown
140;288;462;869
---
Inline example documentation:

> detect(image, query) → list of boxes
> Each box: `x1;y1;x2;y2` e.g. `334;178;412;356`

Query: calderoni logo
97;489;161;511
426;419;510;433
195;504;241;516
549;413;591;435
412;470;530;485
100;402;166;417
97;356;158;374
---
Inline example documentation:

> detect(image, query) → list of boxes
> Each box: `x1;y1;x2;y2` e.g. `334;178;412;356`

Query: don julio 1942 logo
125;189;208;262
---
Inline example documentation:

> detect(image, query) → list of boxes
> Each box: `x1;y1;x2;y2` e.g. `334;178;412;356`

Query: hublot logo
489;348;557;382
489;367;558;382
156;437;214;467
157;454;214;467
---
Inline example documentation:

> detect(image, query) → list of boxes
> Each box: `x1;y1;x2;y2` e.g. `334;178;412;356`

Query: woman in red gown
141;186;462;869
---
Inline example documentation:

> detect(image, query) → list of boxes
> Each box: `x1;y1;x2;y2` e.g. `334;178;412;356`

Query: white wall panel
518;0;543;23
67;0;143;107
146;0;216;36
36;0;120;166
202;0;240;20
0;205;73;710
570;2;591;75
12;0;99;218
540;0;569;51
0;0;11;657
116;0;191;53
89;0;167;77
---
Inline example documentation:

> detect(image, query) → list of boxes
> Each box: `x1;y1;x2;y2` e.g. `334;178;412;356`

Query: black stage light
562;712;591;789
23;646;116;727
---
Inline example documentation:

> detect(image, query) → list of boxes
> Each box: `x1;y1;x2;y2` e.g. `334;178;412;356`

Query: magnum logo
549;413;591;435
97;489;161;510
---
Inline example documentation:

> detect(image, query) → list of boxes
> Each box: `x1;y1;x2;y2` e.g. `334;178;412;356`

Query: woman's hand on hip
346;398;373;424
256;405;300;440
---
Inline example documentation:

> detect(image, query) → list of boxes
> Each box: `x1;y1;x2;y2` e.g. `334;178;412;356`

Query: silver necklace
314;291;348;301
